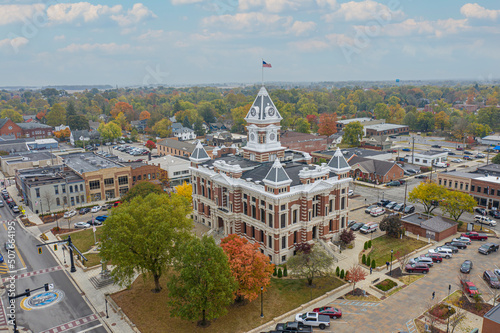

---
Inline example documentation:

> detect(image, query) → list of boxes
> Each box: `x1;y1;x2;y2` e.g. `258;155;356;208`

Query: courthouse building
190;87;352;264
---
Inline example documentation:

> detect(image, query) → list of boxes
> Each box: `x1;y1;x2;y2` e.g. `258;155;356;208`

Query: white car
452;237;471;245
370;207;385;217
74;222;90;229
428;247;452;259
443;148;451;152
451;159;463;163
474;215;497;226
348;190;354;196
91;206;102;213
63;210;77;218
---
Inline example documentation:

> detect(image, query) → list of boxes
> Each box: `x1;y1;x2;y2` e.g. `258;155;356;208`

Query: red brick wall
482;317;500;333
0;120;22;138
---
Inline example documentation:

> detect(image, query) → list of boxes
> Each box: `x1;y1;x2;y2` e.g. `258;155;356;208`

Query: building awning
494;145;500;150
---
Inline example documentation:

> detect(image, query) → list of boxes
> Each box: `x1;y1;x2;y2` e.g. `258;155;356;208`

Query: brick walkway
39;313;100;333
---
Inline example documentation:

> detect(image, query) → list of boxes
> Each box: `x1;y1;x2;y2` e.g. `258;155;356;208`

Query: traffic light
44;283;49;291
53;244;58;251
38;247;42;254
25;289;30;297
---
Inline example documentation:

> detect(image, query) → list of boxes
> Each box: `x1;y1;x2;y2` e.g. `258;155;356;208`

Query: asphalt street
0;204;107;333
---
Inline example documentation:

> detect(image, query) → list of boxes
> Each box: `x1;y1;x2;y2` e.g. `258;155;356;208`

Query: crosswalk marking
406;319;417;333
334;300;381;307
0;263;8;274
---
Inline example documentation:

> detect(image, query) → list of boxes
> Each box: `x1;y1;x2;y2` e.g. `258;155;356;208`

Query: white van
370;207;385;217
433;162;447;168
429;247;453;259
360;223;378;234
474;215;497;226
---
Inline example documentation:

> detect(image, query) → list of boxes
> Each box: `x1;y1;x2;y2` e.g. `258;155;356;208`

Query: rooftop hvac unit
90;160;97;165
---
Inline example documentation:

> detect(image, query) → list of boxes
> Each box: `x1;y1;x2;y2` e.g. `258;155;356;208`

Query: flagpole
261;58;264;86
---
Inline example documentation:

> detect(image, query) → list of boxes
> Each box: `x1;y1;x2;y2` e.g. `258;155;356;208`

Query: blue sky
0;0;499;86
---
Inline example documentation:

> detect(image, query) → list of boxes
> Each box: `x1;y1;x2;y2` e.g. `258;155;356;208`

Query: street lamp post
390;249;393;276
447;305;451;333
260;287;264;318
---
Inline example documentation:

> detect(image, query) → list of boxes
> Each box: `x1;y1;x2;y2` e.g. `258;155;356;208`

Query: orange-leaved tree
139;110;151;120
347;265;368;291
318;112;338;136
221;234;274;302
174;182;192;202
111;102;134;119
54;128;71;139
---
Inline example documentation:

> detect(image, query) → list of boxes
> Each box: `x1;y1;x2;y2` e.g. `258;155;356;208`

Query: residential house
130;119;147;131
70;130;100;146
0;119;22;138
171;122;195;141
360;135;393;150
348;155;404;183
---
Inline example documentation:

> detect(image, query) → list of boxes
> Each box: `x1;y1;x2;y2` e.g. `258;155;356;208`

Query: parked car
456;147;464;151
350;222;365;231
91;206;102;213
431;144;441;148
443;148;451;152
393;203;405;212
441;245;459;253
464;151;473;155
483;270;500;289
11;206;20;213
448;152;456;155
102;204;113;211
475;207;487;215
421;253;443;263
64;210;77;218
365;205;378;214
387;181;401;187
460;260;473;274
312;307;342;319
385;201;398;210
463;155;473;160
0;253;3;263
462;232;488;241
415;174;428;179
490;210;500;219
403;205;415;214
405;263;429;274
87;219;102;226
360;223;378;234
451;158;463;163
478;243;499;255
370;207;385;217
348;190;354;196
95;215;108;222
461;280;479;297
0;200;4;208
79;207;90;215
294;312;330;330
409;257;433;267
476;153;486;158
274;322;313;333
429;248;452;259
444;241;467;249
402;148;411;152
452;237;471;245
474;215;497;226
378;199;390;207
433;162;447;168
74;222;90;229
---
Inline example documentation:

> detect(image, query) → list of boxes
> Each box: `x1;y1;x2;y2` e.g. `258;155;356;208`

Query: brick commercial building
483;303;500;333
157;138;213;159
122;161;161;187
280;131;328;154
348;155;404;184
190;87;352;264
401;213;457;242
0;119;22;138
148;155;191;187
17;123;53;139
364;124;409;137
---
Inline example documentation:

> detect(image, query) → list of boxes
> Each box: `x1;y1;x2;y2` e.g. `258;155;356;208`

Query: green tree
69;115;90;130
97;122;121;143
441;191;476;222
197;101;217;123
492;153;500;164
342;121;364;146
286;244;333;286
416;112;435;132
409;181;447;214
46;103;67;126
374;103;390;120
379;215;403;238
0;109;23;123
121;182;164;202
100;193;193;292
193;118;205;137
182;115;191;129
152;118;172;138
130;128;139;141
296;118;310;133
167;236;237;326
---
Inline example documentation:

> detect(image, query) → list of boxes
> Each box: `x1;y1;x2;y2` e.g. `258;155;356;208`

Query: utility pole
403;181;408;207
411;136;415;164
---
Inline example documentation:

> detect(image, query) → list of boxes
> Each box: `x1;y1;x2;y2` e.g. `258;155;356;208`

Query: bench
372;278;380;284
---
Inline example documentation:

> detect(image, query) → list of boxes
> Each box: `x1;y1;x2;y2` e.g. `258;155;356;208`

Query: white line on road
76;324;103;333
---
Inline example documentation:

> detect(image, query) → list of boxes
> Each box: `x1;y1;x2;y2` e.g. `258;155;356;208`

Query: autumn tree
286;243;334;286
54;128;71;139
441;191;475;223
46;103;67;126
339;228;356;247
379;215;403;238
396;248;411;281
145;140;156;151
152;118;172;138
111;101;134;120
342;121;364;146
220;234;274;302
97;122;121;143
174;182;192;202
296;118;311;133
167;235;237;326
408;181;447;214
139;110;151;120
374;103;390;120
318;113;338;136
346;265;368;291
0;109;23;123
100;193;193;292
113;112;128;130
121;182;164;202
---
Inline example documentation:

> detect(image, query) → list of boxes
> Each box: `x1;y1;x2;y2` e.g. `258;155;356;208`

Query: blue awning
494;145;500;150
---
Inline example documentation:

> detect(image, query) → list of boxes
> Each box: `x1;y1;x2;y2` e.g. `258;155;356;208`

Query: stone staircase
318;239;346;262
89;272;114;289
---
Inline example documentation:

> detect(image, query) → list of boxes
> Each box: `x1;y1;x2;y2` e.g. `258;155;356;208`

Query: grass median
367;235;428;267
112;273;345;333
61;227;103;252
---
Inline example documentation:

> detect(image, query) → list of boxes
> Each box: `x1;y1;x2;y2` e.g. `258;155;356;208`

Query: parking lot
94;143;158;162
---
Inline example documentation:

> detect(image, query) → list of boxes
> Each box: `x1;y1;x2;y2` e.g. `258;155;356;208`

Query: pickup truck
461;232;488;241
461;280;480;297
295;312;330;330
478;243;499;255
274;322;313;333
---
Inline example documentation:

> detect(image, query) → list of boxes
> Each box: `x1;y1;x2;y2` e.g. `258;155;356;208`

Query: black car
431;145;441;148
350;222;365;231
475;207;487;215
463;151;473;155
347;220;357;228
445;241;467;249
403;205;415;214
489;210;500;218
415;174;428;179
387;181;401;186
448;152;456;156
275;322;313;333
87;219;103;226
378;199;390;207
441;245;459;253
460;260;473;274
79;207;90;215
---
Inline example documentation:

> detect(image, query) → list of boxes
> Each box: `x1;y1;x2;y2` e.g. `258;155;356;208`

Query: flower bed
375;279;397;292
429;303;455;320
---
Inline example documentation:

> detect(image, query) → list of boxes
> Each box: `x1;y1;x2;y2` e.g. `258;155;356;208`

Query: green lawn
112;274;345;333
61;227;103;253
82;253;102;267
368;235;428;267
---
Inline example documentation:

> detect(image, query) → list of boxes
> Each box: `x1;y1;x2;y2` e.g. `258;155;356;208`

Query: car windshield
462;263;470;268
300;313;308;319
469;286;477;290
491;276;499;282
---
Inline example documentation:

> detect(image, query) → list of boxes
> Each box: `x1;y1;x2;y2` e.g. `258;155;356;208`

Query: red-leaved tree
318;113;338;136
145;140;156;151
347;265;368;291
220;234;274;302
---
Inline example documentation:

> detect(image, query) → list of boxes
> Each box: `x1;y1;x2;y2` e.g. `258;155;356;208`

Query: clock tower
242;87;286;162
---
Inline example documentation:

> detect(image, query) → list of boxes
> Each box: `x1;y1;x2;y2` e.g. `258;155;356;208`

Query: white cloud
288;21;316;36
137;29;166;41
0;4;46;26
324;0;404;22
325;33;355;45
368;18;469;38
111;3;157;27
171;0;202;4
0;37;29;50
239;0;304;12
289;39;330;52
54;35;66;41
47;2;122;23
202;12;290;31
461;3;500;20
59;42;131;53
316;0;337;9
191;30;238;41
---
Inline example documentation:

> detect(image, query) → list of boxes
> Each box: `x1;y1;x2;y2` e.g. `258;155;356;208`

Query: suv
393;203;405;212
474;215;497;226
483;270;500;289
478;243;499;255
444;241;467;249
360;223;378;234
365;205;378;214
421;253;443;263
429;248;452;259
405;263;429;274
403;205;415;214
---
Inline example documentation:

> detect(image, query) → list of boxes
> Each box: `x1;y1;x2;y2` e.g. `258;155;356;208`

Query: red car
461;280;479;297
405;263;429;274
457;147;464;151
421;253;443;263
312;306;342;319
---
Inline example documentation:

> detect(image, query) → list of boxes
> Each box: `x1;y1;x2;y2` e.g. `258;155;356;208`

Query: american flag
262;61;272;68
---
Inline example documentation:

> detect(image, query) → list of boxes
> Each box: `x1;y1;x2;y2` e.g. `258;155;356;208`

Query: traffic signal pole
9;283;53;333
37;235;87;273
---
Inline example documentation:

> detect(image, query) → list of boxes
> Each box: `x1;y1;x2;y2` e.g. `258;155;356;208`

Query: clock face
250;133;255;142
250;107;257;117
268;107;275;117
8;126;12;130
270;133;276;141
